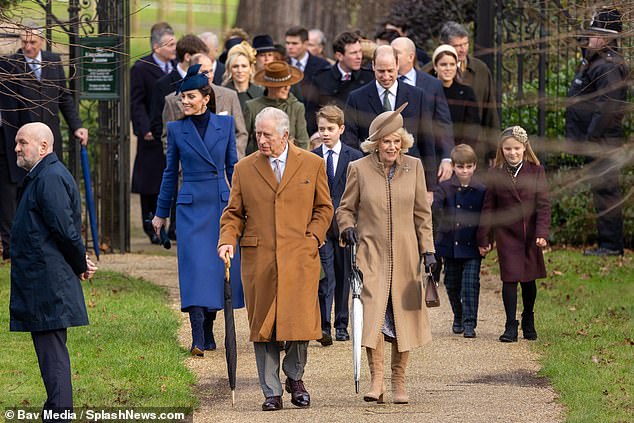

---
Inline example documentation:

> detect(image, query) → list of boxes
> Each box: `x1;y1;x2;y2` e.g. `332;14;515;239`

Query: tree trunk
235;0;395;51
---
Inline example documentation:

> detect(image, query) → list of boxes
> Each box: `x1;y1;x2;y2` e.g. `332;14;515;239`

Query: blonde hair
494;125;540;167
360;127;413;154
222;41;256;86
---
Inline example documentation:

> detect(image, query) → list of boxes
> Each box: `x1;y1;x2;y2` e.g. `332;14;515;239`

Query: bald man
10;122;96;417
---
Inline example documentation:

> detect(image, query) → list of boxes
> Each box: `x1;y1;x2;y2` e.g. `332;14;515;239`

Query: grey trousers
254;340;308;397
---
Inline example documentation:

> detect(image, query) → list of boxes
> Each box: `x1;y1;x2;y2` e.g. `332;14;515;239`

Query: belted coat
336;154;434;352
156;114;244;311
218;143;333;342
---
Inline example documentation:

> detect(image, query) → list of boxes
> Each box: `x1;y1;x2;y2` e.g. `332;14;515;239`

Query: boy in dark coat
433;144;486;338
10;123;97;418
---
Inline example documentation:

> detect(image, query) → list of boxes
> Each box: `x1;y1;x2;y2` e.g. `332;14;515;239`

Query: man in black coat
10;26;88;160
0;58;26;260
306;31;375;135
10;122;97;418
130;22;176;244
311;105;363;345
565;7;628;256
343;45;453;196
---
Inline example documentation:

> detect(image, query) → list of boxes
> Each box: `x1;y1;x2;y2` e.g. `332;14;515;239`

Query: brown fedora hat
367;102;408;142
253;60;304;87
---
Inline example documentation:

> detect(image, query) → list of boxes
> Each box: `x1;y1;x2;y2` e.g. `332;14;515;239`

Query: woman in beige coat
336;104;436;404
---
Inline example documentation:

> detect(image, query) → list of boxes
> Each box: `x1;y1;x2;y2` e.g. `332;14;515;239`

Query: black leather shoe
452;317;464;334
149;233;161;245
318;330;332;346
285;378;310;408
584;247;623;257
261;396;283;411
463;326;476;338
335;328;350;341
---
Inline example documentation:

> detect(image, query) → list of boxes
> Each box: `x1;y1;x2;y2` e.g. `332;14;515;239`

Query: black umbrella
223;252;237;406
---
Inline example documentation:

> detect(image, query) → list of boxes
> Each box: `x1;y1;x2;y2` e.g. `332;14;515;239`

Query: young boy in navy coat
433;144;486;338
312;105;363;345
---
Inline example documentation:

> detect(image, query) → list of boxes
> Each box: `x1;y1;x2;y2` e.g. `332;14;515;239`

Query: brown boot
363;339;385;403
391;342;409;404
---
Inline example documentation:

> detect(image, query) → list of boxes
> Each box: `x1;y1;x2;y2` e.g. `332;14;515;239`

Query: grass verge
535;249;633;422
0;263;197;410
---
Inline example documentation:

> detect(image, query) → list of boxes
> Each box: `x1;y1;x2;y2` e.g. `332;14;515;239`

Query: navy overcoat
10;153;88;332
433;175;486;259
156;114;244;311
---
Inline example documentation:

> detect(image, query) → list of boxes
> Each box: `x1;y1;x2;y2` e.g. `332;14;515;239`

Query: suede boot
391;341;409;404
203;311;217;350
189;308;205;356
364;340;385;403
499;320;519;343
521;312;537;340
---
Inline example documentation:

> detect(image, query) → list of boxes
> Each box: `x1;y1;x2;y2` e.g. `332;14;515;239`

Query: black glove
423;252;437;273
341;227;359;246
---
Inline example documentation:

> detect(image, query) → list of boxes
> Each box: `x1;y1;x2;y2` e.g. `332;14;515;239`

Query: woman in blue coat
152;65;244;356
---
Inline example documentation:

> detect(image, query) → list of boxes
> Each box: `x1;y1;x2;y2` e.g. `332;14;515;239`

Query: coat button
455;241;459;245
456;223;460;227
457;204;461;208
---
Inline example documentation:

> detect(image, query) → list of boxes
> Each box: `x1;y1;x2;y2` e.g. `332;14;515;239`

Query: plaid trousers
443;257;481;328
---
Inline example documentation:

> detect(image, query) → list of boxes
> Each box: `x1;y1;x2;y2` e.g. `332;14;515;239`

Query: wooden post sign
80;37;119;100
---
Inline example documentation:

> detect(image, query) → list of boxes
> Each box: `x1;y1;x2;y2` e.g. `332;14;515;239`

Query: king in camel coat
218;143;333;342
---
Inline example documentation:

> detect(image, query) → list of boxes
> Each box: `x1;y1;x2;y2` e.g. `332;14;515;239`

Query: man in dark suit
149;34;209;144
343;45;453;197
0;59;26;260
306;31;374;135
199;31;225;85
285;26;329;108
392;37;454;169
10;122;97;418
311;105;363;346
130;22;176;244
10;26;88;161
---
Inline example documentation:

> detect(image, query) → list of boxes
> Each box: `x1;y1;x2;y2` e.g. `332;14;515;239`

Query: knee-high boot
364;339;385;403
391;341;409;404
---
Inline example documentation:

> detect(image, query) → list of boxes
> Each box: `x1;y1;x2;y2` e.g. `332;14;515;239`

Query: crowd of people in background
0;5;627;416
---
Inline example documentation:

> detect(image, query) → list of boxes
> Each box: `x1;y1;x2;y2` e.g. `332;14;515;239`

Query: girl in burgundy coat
477;126;551;342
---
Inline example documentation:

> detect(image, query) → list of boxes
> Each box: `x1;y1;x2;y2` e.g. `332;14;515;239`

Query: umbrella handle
224;251;231;279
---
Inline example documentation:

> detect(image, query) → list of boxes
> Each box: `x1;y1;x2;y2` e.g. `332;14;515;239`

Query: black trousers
590;155;624;251
31;329;73;422
0;147;17;260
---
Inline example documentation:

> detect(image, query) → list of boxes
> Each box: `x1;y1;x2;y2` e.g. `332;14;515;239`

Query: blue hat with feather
176;64;209;94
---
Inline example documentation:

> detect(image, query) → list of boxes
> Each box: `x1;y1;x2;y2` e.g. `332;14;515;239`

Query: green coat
244;93;309;155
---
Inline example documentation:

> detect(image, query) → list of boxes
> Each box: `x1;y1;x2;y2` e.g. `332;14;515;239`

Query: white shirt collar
321;140;342;156
401;68;417;86
270;141;289;164
152;53;171;71
211;60;217;75
337;63;351;80
294;52;309;69
177;63;187;79
24;51;42;63
376;80;398;98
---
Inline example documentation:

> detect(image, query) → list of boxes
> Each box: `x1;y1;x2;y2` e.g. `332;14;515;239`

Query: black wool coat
10;153;88;332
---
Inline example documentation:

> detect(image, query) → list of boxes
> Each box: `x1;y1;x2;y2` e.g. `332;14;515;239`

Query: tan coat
218;143;333;342
162;84;248;158
336;154;434;352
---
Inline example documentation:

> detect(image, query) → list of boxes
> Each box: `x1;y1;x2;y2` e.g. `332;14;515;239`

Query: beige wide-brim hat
253;60;304;87
366;102;408;142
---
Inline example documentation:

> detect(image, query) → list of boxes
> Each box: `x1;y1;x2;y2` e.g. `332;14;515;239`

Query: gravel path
98;196;564;422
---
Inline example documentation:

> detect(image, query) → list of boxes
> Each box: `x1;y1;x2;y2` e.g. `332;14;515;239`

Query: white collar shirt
269;142;289;179
152;53;172;73
292;52;309;72
400;67;417;86
337;63;351;81
177;63;187;79
376;80;398;111
321;140;342;174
